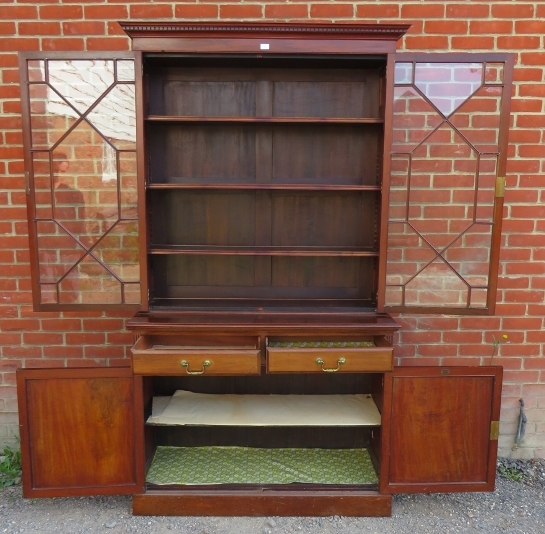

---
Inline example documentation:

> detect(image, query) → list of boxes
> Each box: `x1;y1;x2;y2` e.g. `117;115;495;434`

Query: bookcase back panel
272;125;380;186
150;256;375;301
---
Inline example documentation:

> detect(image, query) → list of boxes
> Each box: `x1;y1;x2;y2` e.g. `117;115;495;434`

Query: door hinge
490;420;500;440
495;176;506;198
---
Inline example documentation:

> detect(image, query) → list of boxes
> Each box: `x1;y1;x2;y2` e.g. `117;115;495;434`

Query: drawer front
267;347;393;373
132;350;261;376
131;334;261;376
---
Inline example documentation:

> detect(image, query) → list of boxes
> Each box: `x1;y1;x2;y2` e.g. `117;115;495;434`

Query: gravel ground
1;459;544;534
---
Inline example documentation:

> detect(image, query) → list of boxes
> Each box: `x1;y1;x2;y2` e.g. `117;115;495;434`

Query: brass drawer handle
180;360;211;375
315;357;346;372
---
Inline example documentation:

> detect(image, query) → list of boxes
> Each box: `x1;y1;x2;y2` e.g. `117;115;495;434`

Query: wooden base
133;489;391;516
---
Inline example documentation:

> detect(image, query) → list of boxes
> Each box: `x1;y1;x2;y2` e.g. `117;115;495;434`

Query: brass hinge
490;421;500;440
495;176;506;198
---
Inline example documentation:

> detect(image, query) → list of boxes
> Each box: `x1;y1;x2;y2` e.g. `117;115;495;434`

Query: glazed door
17;368;145;497
19;52;146;311
379;53;514;315
381;366;502;494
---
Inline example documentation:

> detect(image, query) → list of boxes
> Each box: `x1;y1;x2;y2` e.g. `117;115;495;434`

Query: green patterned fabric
268;341;375;348
147;446;378;485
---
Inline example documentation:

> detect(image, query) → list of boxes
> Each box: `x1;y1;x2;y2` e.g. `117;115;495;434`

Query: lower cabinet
16;360;502;515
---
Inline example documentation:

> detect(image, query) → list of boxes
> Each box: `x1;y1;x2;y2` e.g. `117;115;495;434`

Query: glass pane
394;62;413;84
33;152;53;219
29;83;76;149
86;84;136;150
119;152;138;219
48;60;115;114
449;86;502;152
52;123;119;249
388;155;410;221
470;288;488;308
409;124;477;250
484;63;504;84
92;221;140;282
28;60;45;82
117;59;135;82
124;282;141;305
392;86;444;153
36;221;85;283
476;156;497;222
414;63;482;117
40;284;58;304
58;255;122;305
404;259;469;307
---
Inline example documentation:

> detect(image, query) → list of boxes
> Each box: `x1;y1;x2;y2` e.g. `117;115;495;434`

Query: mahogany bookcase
17;23;512;516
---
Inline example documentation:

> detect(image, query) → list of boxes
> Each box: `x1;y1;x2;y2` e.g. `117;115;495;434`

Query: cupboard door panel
17;368;144;497
20;52;145;311
382;366;502;494
379;53;514;315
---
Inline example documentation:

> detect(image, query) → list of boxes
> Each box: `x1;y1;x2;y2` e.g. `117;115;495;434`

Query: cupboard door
382;366;502;494
379;53;514;315
19;52;145;311
17;368;144;497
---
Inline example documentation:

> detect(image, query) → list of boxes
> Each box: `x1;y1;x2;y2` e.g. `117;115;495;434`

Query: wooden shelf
148;246;379;257
146;115;384;124
147;183;381;191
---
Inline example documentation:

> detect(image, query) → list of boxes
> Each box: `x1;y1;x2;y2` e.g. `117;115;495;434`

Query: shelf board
146;115;384;124
148;390;381;427
148;246;379;257
148;183;381;191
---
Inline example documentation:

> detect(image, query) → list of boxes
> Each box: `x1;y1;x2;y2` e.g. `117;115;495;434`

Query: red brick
356;4;399;18
401;4;444;18
84;5;128;19
504;370;541;383
63;21;106;36
442;358;483;367
23;333;63;345
175;5;219;18
451;36;494;50
42;38;84;51
65;333;105;345
396;357;441;367
87;37;129;51
41;319;81;332
0;6;37;20
418;344;457;357
0;86;19;99
3;346;42;358
19;21;60;35
129;4;174;18
492;3;534;18
0;37;38;51
24;359;65;368
524;358;545;370
107;22;127;36
0;22;15;35
520;52;545;66
470;20;513;34
0;54;18;68
498;36;540;50
514;68;544;82
446;4;489;18
219;5;263;18
511;99;542;113
515;20;545;34
40;5;83;19
265;4;308;18
401;331;442;344
502;317;543;330
310;4;353;18
442;331;483;344
425;21;467;34
84;345;125;358
43;346;84;358
405;35;448;50
82;318;125;331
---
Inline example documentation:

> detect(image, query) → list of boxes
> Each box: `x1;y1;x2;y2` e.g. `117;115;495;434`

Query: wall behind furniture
0;1;543;458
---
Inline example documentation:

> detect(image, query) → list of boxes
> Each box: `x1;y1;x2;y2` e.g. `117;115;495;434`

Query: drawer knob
315;357;346;373
180;360;211;375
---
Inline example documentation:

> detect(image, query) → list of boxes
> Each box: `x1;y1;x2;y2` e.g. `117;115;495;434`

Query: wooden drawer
131;335;261;376
266;338;393;373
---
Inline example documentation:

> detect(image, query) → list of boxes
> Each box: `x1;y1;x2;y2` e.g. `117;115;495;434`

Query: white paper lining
148;390;381;427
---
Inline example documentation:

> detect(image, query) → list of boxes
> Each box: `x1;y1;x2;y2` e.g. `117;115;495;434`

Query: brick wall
0;1;544;458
